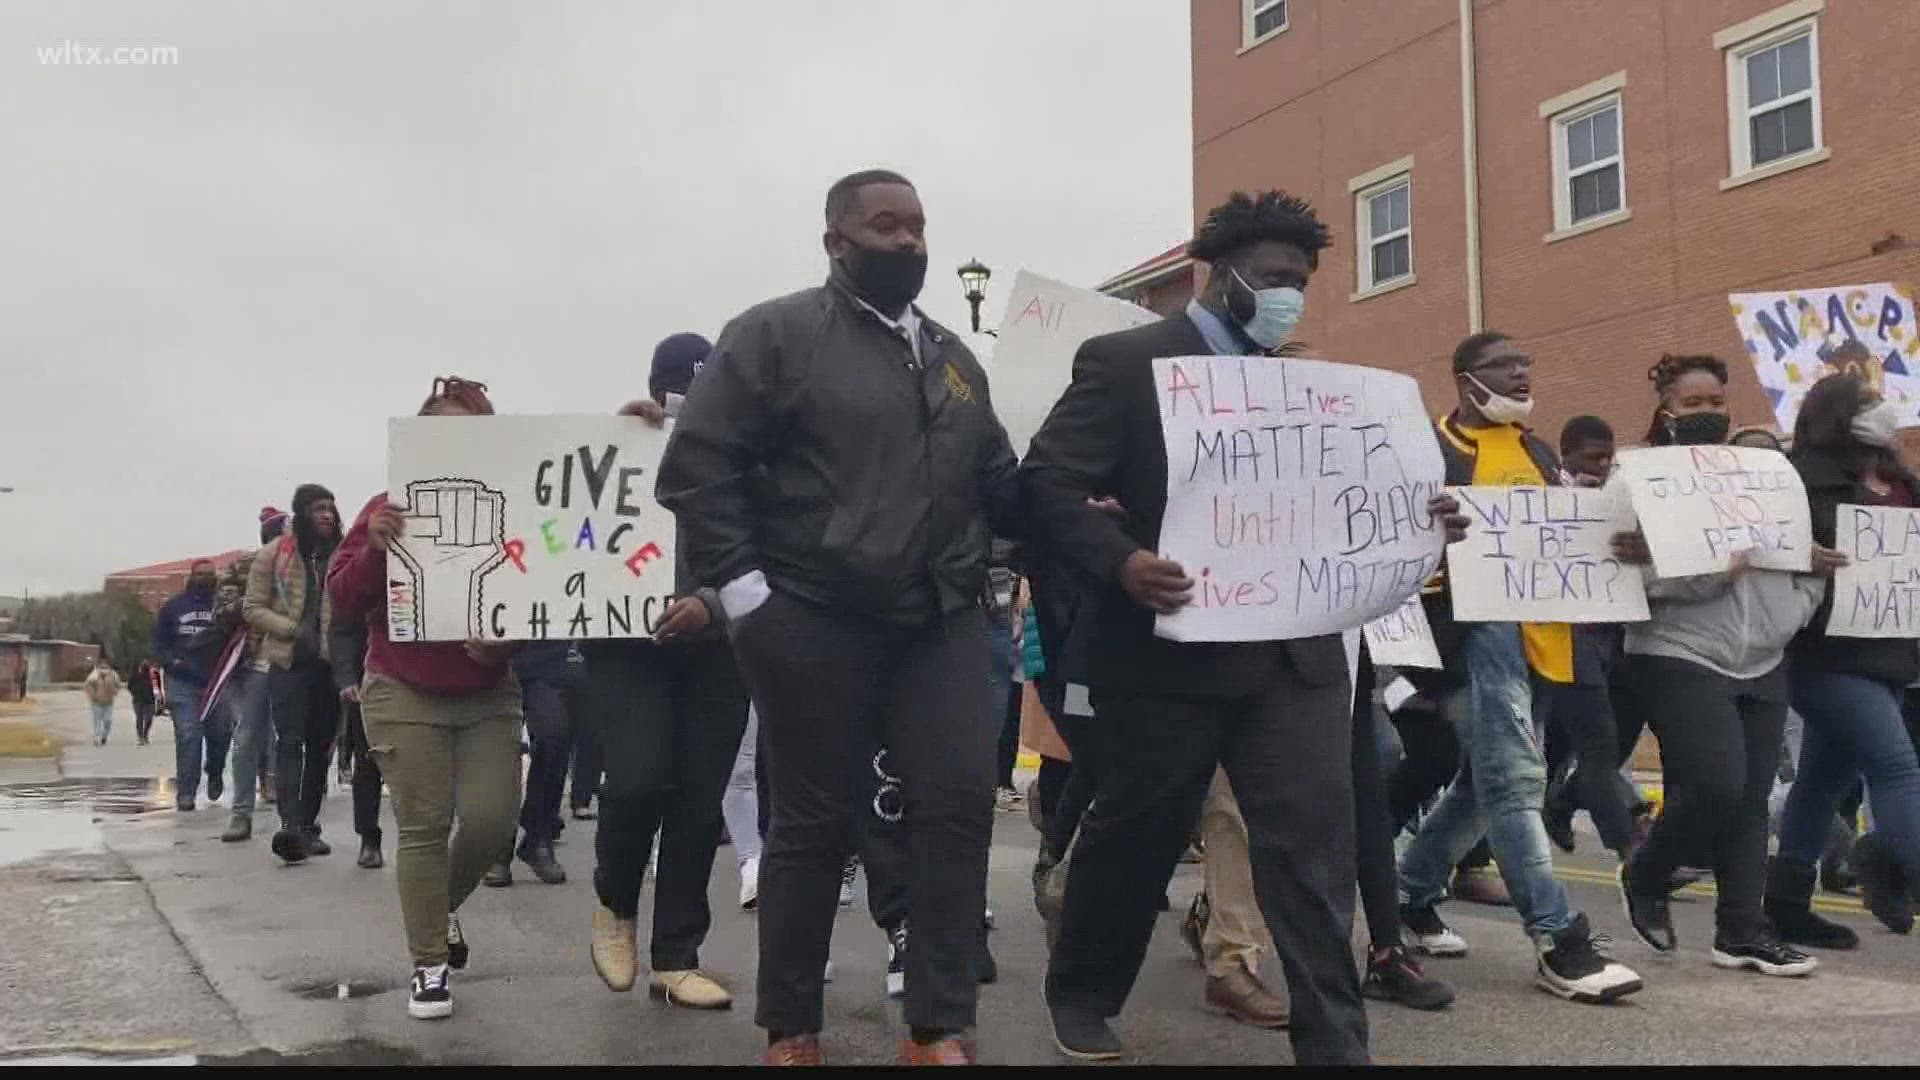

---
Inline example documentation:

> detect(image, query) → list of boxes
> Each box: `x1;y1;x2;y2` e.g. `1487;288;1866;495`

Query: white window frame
1348;158;1415;300
1240;0;1289;53
1540;72;1630;241
1716;0;1829;189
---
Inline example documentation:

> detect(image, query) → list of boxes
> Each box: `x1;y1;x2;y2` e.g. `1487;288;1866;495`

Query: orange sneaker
760;1035;825;1066
897;1037;975;1065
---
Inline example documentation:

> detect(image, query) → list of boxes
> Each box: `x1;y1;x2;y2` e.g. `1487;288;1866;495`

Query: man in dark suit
1019;191;1466;1066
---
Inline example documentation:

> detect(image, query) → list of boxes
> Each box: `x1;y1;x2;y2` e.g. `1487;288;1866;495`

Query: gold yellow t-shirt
1463;422;1574;685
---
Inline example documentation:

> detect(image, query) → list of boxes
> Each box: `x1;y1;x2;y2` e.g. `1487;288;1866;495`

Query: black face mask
1666;411;1732;446
839;243;927;313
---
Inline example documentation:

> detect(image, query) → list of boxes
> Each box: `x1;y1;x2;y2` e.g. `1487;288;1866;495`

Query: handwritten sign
991;270;1161;455
1828;503;1920;637
386;416;677;642
1363;594;1443;669
1446;485;1647;623
1730;283;1920;432
1152;355;1445;643
1616;445;1812;578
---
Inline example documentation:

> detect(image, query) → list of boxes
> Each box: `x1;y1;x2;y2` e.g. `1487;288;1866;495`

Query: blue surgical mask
1230;268;1305;349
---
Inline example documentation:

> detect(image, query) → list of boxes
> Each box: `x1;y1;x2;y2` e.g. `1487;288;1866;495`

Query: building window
1359;177;1411;292
1717;2;1825;185
1242;0;1288;50
1552;96;1625;230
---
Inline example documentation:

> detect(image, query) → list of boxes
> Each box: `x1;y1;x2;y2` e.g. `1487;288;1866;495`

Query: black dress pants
586;638;748;971
1048;658;1368;1066
271;659;338;837
729;593;995;1036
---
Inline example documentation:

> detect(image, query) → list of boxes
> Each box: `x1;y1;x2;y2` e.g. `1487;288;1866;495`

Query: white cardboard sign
1616;445;1812;578
1730;283;1920;433
1362;593;1444;669
991;269;1161;456
1152;355;1446;643
1828;503;1920;637
1446;485;1648;623
386;415;679;642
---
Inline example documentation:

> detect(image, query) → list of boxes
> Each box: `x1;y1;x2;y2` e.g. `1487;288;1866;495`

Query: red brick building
1138;0;1920;441
103;551;249;613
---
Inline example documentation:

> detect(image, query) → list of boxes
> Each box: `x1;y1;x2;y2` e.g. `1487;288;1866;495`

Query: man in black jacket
657;170;1018;1067
1019;191;1466;1066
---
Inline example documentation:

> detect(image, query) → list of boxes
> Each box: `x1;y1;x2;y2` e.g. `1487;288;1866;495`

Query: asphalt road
6;690;1920;1066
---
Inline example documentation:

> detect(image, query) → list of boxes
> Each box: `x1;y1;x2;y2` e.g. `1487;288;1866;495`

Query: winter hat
650;333;712;399
292;483;336;520
259;506;288;544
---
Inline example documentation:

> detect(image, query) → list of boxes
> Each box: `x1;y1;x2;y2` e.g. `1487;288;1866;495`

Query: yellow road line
1553;866;1865;916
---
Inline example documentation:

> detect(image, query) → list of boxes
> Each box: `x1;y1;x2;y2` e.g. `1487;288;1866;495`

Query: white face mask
1463;373;1535;424
663;392;686;418
1229;268;1305;349
1851;399;1903;447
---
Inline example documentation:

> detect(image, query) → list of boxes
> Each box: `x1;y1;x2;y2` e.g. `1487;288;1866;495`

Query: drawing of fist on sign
387;479;509;642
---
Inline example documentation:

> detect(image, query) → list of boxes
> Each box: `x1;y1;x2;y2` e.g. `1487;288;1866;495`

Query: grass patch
0;720;60;758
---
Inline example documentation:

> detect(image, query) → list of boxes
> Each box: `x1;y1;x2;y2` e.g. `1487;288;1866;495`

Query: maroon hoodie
328;493;510;695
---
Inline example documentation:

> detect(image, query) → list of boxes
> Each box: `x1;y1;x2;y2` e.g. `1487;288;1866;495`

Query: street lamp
957;258;992;333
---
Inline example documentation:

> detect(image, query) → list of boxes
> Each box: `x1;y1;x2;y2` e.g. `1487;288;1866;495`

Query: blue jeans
167;681;232;805
1399;622;1574;938
90;702;114;743
224;668;272;817
1780;671;1920;879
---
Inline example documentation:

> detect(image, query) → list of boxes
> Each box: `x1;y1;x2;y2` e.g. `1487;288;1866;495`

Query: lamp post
957;258;992;334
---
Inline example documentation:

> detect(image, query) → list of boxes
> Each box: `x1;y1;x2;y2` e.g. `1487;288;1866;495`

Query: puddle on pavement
0;777;169;868
6;1039;436;1067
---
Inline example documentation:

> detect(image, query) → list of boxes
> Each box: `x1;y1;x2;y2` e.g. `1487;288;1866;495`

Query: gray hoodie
1624;566;1825;680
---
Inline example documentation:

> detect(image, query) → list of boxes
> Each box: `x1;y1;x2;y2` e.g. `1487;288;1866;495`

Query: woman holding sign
1612;355;1841;977
1773;374;1920;941
328;376;525;1023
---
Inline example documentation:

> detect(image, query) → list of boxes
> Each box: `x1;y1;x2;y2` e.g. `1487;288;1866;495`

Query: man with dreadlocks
1018;190;1467;1065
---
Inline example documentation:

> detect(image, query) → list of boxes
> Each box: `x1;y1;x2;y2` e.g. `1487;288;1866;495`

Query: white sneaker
885;923;908;999
823;959;835;983
739;857;760;911
1402;903;1469;958
838;858;857;910
409;963;453;1020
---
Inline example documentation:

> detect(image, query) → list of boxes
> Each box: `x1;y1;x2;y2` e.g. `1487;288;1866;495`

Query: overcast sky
0;0;1191;596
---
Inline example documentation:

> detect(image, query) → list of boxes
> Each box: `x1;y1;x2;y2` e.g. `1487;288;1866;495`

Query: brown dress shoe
760;1035;825;1066
898;1037;975;1065
1205;968;1290;1029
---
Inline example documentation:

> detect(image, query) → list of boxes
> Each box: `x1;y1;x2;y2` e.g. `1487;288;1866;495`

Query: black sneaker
1618;862;1675;953
1713;935;1818;977
484;862;514;888
1048;1001;1123;1061
838;857;858;910
447;913;469;970
976;928;998;986
1544;783;1576;854
1363;944;1456;1010
885;923;908;999
306;833;332;857
207;772;224;803
270;829;310;865
1535;914;1644;1004
409;963;453;1020
1401;902;1469;957
357;841;384;869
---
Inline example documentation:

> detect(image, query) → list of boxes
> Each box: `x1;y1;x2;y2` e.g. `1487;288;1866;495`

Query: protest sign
1152;355;1446;643
1827;503;1920;638
1615;445;1811;578
386;415;678;642
1730;283;1920;432
990;270;1161;455
1446;485;1647;623
1362;593;1443;669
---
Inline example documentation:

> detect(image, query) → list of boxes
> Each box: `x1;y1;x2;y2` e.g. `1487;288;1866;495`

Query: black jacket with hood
1791;443;1920;687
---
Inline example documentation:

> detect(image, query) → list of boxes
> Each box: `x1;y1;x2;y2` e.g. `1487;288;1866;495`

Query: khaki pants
1199;767;1275;980
361;673;524;966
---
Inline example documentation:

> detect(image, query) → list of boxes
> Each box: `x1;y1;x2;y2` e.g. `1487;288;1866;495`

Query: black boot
1853;834;1914;934
517;839;567;885
1764;857;1859;949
